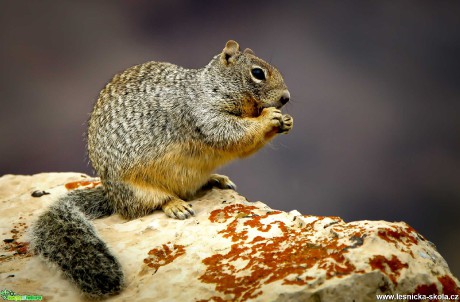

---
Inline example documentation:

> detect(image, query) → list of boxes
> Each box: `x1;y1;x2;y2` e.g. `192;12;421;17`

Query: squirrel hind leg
107;180;193;220
31;199;124;298
192;174;237;200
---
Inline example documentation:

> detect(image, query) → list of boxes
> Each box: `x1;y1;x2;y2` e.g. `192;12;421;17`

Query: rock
0;172;459;301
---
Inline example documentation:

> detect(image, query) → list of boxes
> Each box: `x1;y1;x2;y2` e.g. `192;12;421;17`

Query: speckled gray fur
31;40;292;298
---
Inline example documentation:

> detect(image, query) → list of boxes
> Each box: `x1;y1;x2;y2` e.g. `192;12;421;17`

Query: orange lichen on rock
369;254;408;285
378;225;418;246
1;222;33;262
199;205;358;301
438;275;460;295
377;225;419;258
209;204;258;223
65;180;101;190
412;283;438;297
409;275;460;299
143;242;186;271
243;211;281;232
1;241;31;260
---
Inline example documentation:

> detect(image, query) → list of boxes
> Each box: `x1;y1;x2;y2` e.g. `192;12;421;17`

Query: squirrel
31;40;293;298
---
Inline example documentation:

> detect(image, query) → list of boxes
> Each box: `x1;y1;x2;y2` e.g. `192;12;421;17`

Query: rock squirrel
31;40;293;298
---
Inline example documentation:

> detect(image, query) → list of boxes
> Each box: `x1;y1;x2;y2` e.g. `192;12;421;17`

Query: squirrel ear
221;40;240;65
243;48;255;55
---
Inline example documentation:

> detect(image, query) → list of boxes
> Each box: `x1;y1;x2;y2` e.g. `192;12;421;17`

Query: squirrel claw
162;199;195;220
206;174;237;190
278;114;293;134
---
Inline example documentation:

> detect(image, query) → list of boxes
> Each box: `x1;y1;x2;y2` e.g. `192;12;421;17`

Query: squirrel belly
31;40;293;298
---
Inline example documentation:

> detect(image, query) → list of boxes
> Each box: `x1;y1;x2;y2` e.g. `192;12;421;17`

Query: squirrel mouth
253;99;284;116
260;102;284;110
261;91;290;110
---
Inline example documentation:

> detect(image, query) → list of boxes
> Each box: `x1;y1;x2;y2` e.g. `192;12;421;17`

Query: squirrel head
206;40;290;117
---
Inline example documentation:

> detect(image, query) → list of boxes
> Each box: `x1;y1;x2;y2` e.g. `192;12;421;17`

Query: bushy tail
31;186;124;298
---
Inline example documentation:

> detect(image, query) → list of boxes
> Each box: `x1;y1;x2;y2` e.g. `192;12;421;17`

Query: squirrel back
32;40;293;298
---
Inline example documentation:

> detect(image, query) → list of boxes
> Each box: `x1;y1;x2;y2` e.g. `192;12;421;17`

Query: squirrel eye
251;68;266;81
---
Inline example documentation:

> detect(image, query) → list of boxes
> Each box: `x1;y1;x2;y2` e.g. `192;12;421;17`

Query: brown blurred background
1;1;459;276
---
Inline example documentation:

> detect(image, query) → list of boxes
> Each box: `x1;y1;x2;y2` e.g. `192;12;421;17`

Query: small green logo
1;289;42;301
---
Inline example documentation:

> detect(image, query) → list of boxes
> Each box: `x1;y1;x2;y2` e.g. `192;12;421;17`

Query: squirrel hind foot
202;174;237;191
161;198;195;220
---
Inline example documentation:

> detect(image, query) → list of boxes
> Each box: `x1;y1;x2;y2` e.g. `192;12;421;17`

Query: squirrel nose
279;90;290;105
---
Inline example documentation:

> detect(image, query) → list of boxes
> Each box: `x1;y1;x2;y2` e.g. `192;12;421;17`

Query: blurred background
1;1;459;276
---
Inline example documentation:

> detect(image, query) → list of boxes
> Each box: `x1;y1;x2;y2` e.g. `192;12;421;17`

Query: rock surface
0;172;459;301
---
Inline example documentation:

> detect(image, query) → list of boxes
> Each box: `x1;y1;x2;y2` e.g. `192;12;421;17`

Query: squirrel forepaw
162;199;195;220
278;114;293;134
260;107;293;134
262;107;283;128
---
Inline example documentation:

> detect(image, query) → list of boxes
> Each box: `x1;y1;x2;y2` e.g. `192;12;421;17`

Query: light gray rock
0;173;459;301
